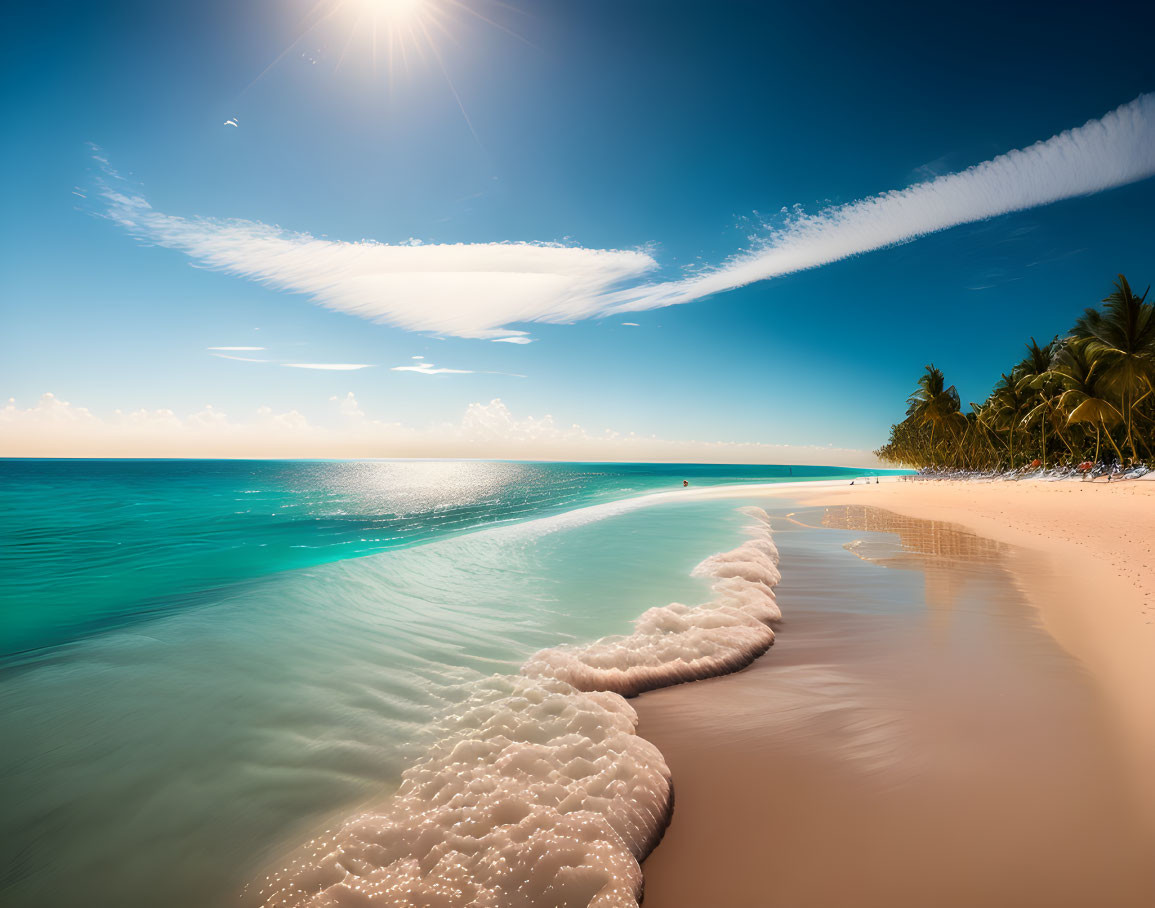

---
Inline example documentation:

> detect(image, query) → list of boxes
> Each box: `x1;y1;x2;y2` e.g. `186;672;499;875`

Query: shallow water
638;504;1155;907
0;490;762;908
0;459;883;658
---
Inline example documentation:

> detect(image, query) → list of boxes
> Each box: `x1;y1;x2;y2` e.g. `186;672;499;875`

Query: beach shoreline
636;478;1155;906
796;479;1155;824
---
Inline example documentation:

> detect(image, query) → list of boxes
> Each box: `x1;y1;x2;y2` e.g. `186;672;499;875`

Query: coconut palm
988;373;1030;468
1050;337;1125;464
906;365;964;463
876;276;1153;472
1012;337;1067;466
1071;275;1155;462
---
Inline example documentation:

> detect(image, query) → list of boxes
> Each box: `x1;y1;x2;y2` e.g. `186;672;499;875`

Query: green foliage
876;274;1155;471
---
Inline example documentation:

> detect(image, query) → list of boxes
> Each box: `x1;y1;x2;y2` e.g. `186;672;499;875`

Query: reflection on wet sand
823;504;1006;564
826;505;1011;630
637;502;1154;908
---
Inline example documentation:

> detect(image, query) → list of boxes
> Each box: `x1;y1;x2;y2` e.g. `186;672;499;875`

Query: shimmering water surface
0;459;883;658
1;459;911;907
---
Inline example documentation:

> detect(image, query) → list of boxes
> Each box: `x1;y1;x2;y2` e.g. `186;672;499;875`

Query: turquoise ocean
0;459;896;907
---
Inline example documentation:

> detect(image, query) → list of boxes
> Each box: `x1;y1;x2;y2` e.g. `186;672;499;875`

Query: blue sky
2;0;1154;463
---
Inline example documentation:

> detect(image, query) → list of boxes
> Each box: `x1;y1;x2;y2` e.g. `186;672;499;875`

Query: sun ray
418;15;482;145
243;0;523;137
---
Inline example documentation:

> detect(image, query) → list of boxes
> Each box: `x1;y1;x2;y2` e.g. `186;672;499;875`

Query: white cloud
97;94;1155;338
621;322;640;327
392;361;473;375
97;170;657;341
607;93;1155;314
211;353;268;363
281;363;373;370
391;360;527;378
491;336;534;344
0;393;878;466
330;391;366;420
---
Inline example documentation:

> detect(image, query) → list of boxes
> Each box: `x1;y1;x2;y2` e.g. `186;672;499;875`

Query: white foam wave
256;506;781;907
479;477;894;547
254;676;671;907
525;507;781;697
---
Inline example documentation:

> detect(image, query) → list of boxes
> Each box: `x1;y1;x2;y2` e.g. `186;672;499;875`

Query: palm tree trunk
1125;390;1138;465
1053;410;1075;456
1133;388;1153;460
1104;421;1126;464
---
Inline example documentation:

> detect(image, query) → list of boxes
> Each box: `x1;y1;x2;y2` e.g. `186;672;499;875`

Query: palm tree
1012;337;1064;467
969;399;1006;464
988;373;1030;468
875;276;1153;473
906;365;963;464
1071;275;1155;463
1050;337;1125;464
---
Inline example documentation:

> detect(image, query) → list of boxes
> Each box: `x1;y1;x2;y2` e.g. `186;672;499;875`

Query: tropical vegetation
876;275;1155;471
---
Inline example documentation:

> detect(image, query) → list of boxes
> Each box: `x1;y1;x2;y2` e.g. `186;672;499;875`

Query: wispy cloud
211;352;268;363
97;94;1155;338
608;93;1155;314
96;165;656;341
207;346;265;351
391;359;526;378
282;363;373;370
392;362;473;375
621;322;640;327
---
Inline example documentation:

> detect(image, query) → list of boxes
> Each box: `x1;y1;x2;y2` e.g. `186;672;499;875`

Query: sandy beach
637;479;1155;906
803;478;1155;820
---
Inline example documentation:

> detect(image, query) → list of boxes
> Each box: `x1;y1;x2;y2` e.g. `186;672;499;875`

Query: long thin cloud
609;93;1155;313
210;352;268;363
282;363;373;370
391;359;526;378
392;362;473;375
97;94;1155;338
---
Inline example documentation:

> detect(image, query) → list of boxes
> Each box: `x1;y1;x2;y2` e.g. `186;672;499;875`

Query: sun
250;0;519;135
303;0;459;76
361;0;426;24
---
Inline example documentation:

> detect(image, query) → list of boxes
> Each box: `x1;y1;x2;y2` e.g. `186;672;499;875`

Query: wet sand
637;504;1155;907
802;479;1155;831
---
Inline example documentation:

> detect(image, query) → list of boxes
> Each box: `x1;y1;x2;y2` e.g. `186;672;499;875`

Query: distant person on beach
683;480;688;487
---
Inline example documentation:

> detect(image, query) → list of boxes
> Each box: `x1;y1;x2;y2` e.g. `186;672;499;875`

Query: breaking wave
525;508;780;697
254;506;780;907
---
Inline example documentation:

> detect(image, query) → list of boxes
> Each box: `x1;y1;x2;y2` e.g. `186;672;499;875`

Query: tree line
876;275;1155;471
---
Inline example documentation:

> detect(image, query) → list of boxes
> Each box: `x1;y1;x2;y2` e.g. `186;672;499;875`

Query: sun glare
363;0;426;23
248;0;519;137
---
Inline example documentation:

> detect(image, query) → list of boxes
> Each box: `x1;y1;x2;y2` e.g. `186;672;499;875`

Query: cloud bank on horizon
0;392;878;466
98;93;1155;339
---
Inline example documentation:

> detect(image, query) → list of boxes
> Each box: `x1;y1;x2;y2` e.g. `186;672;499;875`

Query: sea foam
256;506;780;907
524;506;780;697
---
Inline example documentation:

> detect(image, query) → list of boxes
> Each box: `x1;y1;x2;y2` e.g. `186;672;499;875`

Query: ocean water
0;459;880;659
0;459;895;908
